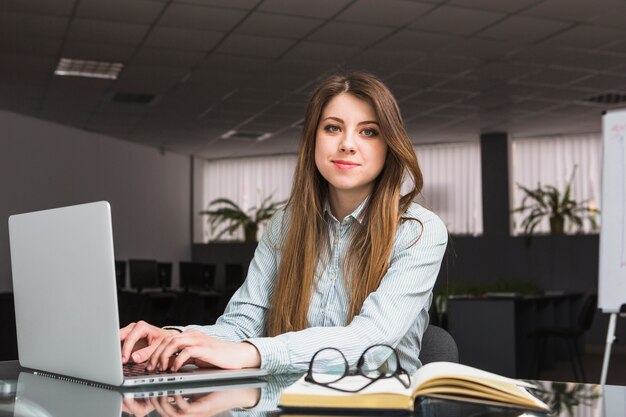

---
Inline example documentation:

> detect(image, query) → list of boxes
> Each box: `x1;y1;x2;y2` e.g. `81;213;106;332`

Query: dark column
480;132;510;238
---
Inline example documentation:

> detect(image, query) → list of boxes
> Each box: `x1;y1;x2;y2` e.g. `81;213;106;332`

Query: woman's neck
328;188;369;222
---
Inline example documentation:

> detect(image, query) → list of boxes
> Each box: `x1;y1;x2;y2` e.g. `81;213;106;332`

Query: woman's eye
324;125;341;133
362;128;379;137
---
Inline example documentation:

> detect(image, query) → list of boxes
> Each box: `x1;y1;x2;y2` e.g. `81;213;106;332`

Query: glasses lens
360;345;397;378
310;348;347;384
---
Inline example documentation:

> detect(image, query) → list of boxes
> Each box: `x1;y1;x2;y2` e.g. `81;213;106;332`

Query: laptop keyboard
123;362;171;376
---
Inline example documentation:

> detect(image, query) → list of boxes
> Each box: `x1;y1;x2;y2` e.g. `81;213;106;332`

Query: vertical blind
202;155;297;241
413;142;483;236
202;142;484;241
510;134;602;235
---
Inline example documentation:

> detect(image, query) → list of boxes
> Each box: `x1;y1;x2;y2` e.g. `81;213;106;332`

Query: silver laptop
8;201;268;387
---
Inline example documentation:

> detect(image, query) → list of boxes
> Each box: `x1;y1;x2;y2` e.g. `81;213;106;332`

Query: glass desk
1;360;624;417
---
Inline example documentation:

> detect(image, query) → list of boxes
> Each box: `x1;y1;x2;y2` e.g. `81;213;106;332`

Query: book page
413;362;535;389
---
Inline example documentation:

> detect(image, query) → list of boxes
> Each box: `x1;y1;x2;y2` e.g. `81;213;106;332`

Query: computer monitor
179;262;215;291
114;260;126;289
157;262;172;289
224;263;245;290
128;260;159;292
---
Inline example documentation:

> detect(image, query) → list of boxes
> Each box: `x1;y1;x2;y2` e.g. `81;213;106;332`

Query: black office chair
530;293;597;382
419;324;459;365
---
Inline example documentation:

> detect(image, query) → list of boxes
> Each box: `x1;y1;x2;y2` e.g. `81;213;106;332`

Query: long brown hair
265;71;423;336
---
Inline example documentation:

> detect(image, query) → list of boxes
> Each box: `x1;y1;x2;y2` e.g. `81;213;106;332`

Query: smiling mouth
333;160;359;170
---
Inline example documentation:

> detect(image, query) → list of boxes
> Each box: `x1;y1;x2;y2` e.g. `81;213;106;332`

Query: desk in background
447;292;584;379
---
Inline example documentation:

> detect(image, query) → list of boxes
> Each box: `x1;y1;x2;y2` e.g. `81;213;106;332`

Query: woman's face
314;93;388;202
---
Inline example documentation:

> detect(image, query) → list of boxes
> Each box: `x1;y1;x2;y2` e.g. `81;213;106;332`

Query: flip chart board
599;109;626;313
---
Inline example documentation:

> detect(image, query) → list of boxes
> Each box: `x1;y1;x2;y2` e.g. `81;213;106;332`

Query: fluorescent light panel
54;58;123;80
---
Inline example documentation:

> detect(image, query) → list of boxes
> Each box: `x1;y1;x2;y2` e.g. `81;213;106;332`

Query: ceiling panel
158;4;247;31
523;0;624;22
307;21;395;46
0;12;68;38
133;47;205;68
171;0;259;10
280;41;360;64
409;55;481;76
67;19;150;45
545;25;626;49
0;35;62;56
76;0;166;25
199;53;273;74
409;6;504;35
385;71;448;91
215;34;295;58
46;74;115;93
234;12;323;39
258;0;352;19
0;55;56;78
514;68;593;86
569;74;626;91
376;29;458;54
144;27;224;51
477;15;572;44
1;0;76;16
590;6;626;29
2;0;626;159
447;0;539;13
0;97;41;115
336;0;435;27
115;65;190;93
349;49;424;74
62;40;136;61
556;50;626;71
441;38;514;60
410;89;477;104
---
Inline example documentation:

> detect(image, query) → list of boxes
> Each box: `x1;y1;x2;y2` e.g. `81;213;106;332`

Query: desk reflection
10;371;626;417
13;372;285;417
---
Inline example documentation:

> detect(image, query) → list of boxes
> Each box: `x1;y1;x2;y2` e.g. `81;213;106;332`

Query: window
510;134;602;235
202;155;297;241
413;142;483;236
200;141;484;240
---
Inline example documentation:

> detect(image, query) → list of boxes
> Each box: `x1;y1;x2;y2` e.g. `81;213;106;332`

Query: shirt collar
323;196;369;225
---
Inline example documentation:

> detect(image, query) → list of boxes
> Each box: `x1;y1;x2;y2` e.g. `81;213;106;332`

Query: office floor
538;345;626;385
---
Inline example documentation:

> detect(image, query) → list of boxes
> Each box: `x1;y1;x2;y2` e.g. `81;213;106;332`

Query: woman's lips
333;160;359;170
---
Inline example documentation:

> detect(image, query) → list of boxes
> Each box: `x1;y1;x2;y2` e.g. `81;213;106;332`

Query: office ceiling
2;0;626;160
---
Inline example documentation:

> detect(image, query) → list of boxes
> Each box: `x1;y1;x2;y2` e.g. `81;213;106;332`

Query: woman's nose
339;131;356;153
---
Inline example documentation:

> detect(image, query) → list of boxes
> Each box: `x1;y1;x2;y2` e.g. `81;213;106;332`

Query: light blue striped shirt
180;199;448;374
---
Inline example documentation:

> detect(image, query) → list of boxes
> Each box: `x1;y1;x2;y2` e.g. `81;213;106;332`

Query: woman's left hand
146;330;261;372
150;388;261;417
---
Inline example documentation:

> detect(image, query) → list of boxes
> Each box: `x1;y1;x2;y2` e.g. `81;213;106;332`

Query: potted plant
200;195;285;242
512;166;599;244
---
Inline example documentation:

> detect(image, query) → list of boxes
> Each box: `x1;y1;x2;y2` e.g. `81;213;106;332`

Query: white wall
0;110;191;291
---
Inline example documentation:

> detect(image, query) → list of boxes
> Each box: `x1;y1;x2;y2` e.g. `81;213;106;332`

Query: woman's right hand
120;321;179;364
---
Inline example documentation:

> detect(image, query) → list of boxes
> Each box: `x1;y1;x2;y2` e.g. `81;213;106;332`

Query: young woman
120;71;448;374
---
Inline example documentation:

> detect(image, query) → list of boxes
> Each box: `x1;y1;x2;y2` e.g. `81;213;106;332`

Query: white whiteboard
599;109;626;313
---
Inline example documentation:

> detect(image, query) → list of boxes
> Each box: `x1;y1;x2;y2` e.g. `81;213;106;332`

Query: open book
279;362;550;413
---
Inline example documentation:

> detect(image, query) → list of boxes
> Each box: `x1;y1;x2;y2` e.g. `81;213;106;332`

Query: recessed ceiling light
220;130;270;141
257;133;272;142
54;58;123;80
585;92;626;105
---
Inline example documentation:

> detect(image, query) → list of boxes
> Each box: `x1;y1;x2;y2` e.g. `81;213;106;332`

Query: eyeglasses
304;344;411;393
